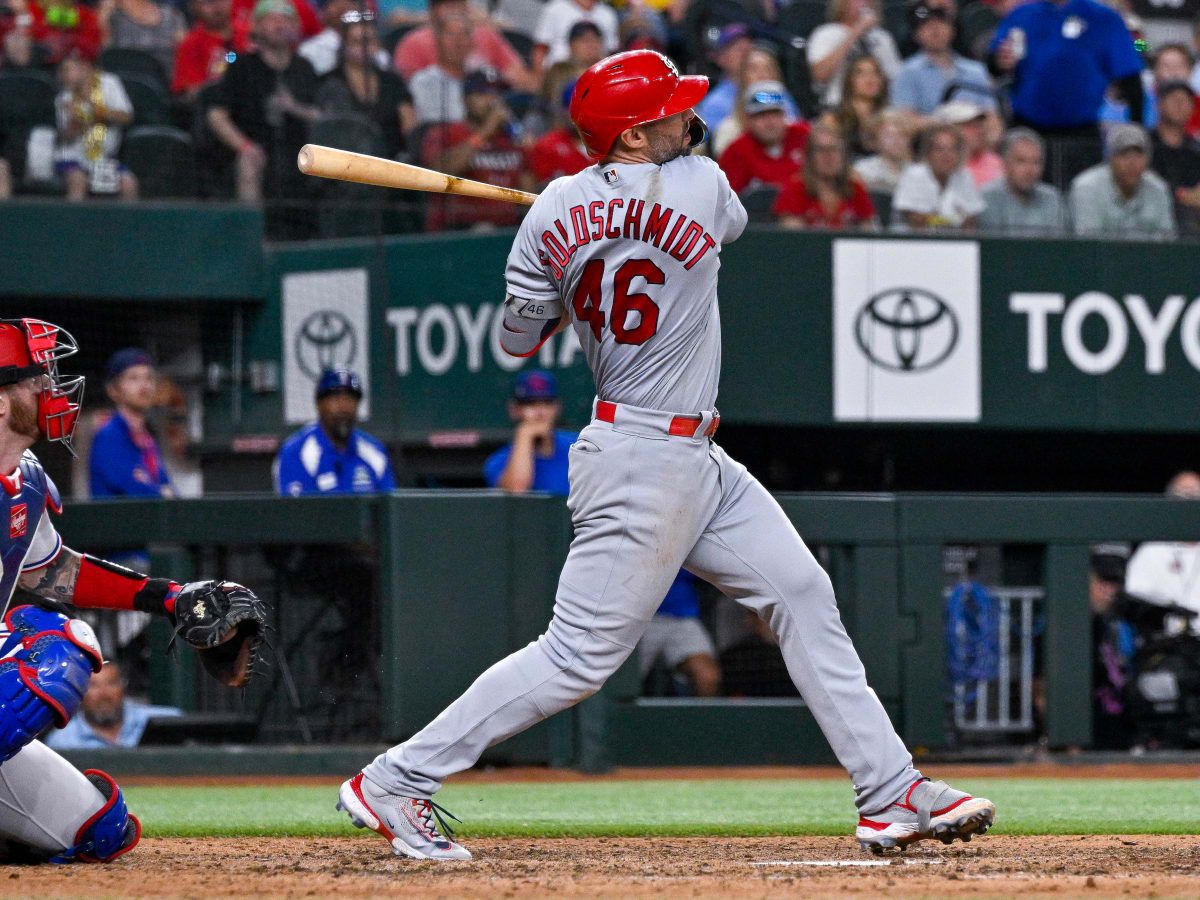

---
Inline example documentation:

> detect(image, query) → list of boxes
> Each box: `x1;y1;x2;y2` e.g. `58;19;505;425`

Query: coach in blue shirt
90;349;173;499
990;0;1143;181
484;371;721;696
274;368;396;496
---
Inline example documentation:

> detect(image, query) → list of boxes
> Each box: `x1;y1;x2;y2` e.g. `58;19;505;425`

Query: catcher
0;317;267;863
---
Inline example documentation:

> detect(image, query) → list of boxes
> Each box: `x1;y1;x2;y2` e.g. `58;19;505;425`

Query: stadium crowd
2;0;1199;235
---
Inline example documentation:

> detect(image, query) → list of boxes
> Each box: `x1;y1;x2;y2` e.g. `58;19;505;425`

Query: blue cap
513;370;558;401
315;367;363;400
105;348;153;383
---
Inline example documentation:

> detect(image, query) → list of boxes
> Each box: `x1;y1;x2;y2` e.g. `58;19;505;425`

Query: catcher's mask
0;318;85;456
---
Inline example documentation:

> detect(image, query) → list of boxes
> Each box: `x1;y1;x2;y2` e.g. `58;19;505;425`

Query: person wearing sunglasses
718;80;811;195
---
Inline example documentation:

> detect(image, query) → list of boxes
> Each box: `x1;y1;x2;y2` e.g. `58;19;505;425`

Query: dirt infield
11;834;1200;900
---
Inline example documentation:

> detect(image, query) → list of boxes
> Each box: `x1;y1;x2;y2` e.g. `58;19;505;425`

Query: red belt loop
595;401;617;423
705;415;720;437
594;401;719;437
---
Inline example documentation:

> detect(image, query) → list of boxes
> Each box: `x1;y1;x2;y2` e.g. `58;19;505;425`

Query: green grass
124;778;1200;838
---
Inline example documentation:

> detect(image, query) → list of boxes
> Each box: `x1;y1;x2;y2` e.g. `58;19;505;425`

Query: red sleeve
394;28;433;80
292;0;323;38
1189;98;1200;138
718;138;751;195
772;177;807;216
421;123;470;165
75;6;103;61
171;32;206;93
789;120;812;152
850;181;875;222
529;135;557;181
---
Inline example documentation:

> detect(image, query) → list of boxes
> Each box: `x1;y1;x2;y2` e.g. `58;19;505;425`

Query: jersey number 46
572;258;664;346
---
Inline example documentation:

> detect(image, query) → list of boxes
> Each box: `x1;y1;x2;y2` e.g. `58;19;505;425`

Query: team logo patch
602;168;619;185
9;504;26;539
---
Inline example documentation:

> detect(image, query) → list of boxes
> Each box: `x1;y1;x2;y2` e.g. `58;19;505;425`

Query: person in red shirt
529;80;590;186
27;0;101;64
774;123;877;229
394;0;533;91
717;79;810;195
421;68;534;231
173;0;244;96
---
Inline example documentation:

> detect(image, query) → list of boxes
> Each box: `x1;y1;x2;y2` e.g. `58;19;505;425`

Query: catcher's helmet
569;50;709;159
0;319;84;455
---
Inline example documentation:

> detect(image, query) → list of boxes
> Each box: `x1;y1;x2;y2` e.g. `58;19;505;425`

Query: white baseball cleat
337;773;472;860
855;778;995;854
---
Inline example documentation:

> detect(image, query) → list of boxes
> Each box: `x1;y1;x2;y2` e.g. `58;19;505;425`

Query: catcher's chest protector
1;452;61;609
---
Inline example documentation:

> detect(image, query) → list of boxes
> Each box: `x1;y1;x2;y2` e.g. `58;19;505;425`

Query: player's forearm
19;547;180;616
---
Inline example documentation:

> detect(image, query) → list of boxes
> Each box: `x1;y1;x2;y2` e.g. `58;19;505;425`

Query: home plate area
10;834;1199;900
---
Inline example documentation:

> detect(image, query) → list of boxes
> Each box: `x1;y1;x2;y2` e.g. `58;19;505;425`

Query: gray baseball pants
365;400;920;813
0;740;106;857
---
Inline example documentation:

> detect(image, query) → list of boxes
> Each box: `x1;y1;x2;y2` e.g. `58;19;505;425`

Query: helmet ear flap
687;114;708;152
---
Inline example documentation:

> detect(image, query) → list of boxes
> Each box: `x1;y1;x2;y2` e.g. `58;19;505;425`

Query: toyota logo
854;288;959;373
295;309;358;379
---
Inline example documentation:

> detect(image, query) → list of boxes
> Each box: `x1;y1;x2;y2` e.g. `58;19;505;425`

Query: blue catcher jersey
1;451;64;611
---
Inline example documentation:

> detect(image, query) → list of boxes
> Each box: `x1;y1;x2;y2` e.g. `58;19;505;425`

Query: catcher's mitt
171;581;268;688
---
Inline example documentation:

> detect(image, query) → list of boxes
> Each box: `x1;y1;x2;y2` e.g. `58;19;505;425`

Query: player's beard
6;386;41;441
645;118;692;165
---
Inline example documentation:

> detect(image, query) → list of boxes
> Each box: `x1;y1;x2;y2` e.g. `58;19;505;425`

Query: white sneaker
855;778;995;854
337;773;472;860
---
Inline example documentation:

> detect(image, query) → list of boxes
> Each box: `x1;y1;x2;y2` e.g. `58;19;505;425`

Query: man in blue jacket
89;349;173;500
275;368;396;496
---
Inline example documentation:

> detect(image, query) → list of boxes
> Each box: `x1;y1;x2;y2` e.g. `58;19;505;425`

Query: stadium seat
99;47;169;92
502;28;534;65
0;71;58;190
120;72;172;127
741;183;781;223
119;125;198;198
869;190;892;226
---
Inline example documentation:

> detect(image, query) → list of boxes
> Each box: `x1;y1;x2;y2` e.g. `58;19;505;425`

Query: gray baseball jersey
504;155;746;413
365;153;920;818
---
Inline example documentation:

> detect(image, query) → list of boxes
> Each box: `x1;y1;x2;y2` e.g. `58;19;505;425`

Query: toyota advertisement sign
833;240;981;422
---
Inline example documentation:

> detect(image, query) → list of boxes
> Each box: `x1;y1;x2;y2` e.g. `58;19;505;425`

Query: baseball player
0;317;266;863
338;50;995;859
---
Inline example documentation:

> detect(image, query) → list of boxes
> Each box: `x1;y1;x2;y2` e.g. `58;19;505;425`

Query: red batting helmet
0;318;85;455
569;50;709;160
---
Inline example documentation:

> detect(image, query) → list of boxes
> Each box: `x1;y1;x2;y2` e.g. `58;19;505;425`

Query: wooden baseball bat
297;144;538;206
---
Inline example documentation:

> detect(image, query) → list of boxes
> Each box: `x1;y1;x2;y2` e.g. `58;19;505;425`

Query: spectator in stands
979;127;1065;232
483;371;720;698
1151;80;1200;235
806;0;900;110
718;80;809;196
420;67;532;230
275;368;396;495
822;54;888;159
710;44;798;158
53;46;137;201
206;0;320;203
989;0;1144;185
394;0;533;91
28;0;103;64
172;0;240;97
774;123;876;227
45;662;181;750
694;23;752;135
892;121;984;228
90;348;173;500
529;81;590;185
1145;44;1196;132
1;8;45;71
230;0;321;53
532;0;618;76
316;11;415;158
541;19;602;98
936;99;1001;187
892;0;993;124
100;0;187;82
1069;123;1175;238
853;109;912;194
408;10;472;125
301;0;368;77
1125;471;1200;635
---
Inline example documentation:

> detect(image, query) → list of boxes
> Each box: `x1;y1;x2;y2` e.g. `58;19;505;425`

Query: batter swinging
338;50;996;859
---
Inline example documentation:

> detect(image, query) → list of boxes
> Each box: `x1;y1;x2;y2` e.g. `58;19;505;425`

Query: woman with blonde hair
709;43;800;157
807;0;900;109
852;108;912;195
822;53;887;159
774;122;877;228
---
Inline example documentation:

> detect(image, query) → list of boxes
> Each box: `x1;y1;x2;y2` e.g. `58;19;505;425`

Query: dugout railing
46;491;1200;770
